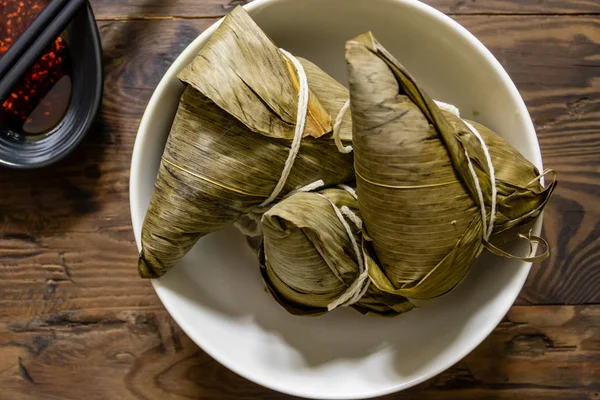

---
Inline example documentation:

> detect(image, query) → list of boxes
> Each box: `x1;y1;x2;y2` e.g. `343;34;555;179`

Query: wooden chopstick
0;0;88;102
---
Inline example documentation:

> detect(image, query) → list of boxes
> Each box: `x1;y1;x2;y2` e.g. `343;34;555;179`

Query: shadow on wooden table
0;119;109;236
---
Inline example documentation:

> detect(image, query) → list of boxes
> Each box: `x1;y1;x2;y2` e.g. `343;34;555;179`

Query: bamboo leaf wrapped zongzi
260;187;413;316
346;32;556;303
138;7;354;278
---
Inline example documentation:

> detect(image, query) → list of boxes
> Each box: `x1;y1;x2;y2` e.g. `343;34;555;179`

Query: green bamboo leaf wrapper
260;188;413;316
346;32;556;302
138;8;354;278
450;117;556;235
178;7;353;140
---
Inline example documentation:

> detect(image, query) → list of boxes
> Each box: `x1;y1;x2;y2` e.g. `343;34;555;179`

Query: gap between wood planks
95;15;221;21
94;12;600;21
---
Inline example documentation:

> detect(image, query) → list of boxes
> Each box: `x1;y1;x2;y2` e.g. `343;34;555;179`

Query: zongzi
260;187;413;316
346;32;556;303
139;7;354;278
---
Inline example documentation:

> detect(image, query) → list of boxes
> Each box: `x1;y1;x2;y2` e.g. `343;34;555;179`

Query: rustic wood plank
2;15;597;317
88;0;600;20
1;19;218;319
0;306;597;399
1;10;599;400
90;16;596;305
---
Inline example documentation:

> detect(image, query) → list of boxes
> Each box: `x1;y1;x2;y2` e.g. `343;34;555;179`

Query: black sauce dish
0;3;103;169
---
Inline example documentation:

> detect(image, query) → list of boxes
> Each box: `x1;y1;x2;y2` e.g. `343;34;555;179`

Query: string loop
324;185;371;311
259;49;310;208
484;232;550;263
435;101;497;242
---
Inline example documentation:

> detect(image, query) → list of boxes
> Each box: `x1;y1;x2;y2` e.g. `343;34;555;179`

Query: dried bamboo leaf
140;87;354;278
299;58;353;142
352;33;557;236
347;34;482;300
138;10;356;278
179;6;331;139
346;32;556;302
454;117;556;233
260;188;412;316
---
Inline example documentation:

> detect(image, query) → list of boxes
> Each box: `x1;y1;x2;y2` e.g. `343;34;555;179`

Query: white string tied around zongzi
323;186;371;311
293;179;325;194
259;49;310;208
338;184;357;199
435;101;497;241
338;185;363;230
333;100;353;153
341;206;363;231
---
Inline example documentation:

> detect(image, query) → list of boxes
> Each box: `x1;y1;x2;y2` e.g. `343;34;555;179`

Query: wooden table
1;1;599;399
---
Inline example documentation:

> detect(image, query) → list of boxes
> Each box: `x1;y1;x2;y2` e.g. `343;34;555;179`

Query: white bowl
130;0;543;398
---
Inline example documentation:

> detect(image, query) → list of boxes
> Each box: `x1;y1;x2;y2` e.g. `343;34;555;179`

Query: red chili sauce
0;0;72;136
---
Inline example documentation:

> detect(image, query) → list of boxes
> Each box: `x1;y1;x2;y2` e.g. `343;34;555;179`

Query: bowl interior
130;0;542;398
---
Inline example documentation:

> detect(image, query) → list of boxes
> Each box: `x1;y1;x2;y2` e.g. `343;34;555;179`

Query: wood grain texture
459;16;600;305
1;19;216;321
0;306;598;399
88;0;600;20
1;4;599;399
2;16;597;318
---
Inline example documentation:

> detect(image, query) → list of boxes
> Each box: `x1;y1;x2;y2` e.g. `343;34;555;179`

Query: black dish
0;3;103;169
